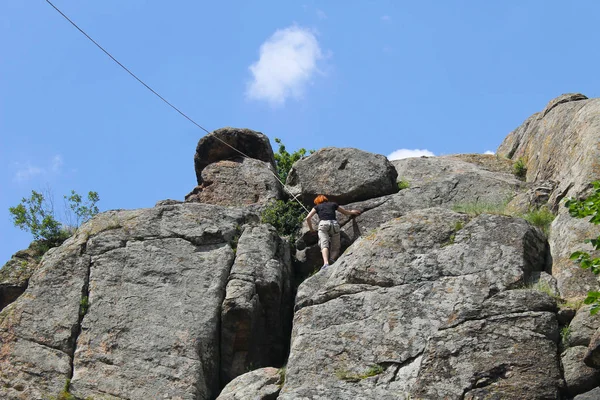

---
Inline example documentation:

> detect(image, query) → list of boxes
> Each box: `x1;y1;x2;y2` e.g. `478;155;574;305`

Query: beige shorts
318;220;340;252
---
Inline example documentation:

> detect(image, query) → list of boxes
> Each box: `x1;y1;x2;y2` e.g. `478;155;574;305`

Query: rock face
0;204;272;400
498;93;600;301
392;156;523;207
336;156;524;245
413;290;561;399
442;153;514;175
548;212;600;299
281;208;561;399
221;224;293;384
0;243;42;311
3;94;600;399
0;237;90;399
186;158;284;206
194;127;276;184
497;93;597;206
286;147;398;205
292;155;525;279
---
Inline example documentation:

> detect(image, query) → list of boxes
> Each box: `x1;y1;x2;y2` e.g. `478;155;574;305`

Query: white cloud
51;155;64;172
13;154;64;182
316;9;327;19
14;164;44;182
246;26;323;106
484;150;495;155
387;149;435;160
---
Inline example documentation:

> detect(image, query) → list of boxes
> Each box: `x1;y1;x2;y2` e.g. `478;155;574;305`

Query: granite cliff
1;94;600;399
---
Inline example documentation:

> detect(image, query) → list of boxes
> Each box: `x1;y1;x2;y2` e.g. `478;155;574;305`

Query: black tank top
315;202;338;220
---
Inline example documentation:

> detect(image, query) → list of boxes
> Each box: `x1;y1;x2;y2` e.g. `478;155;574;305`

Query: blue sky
1;1;599;264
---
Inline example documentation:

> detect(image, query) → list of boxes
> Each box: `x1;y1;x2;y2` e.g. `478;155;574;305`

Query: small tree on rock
63;190;100;231
262;138;313;243
273;137;313;183
9;189;100;253
9;190;64;245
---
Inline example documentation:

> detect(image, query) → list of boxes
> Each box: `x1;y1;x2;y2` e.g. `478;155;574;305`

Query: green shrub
261;200;305;243
522;207;555;236
55;379;76;400
273;138;313;183
452;200;509;216
565;181;600;315
80;296;90;317
453;200;556;237
443;220;464;247
64;190;100;229
519;280;560;300
335;364;385;382
397;179;410;190
278;366;286;387
512;158;527;179
361;364;384;378
9;190;64;246
559;299;583;311
560;325;571;344
9;189;100;255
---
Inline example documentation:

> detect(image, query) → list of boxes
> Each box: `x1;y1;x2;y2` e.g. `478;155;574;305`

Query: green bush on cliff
452;199;510;216
261;199;305;243
9;189;100;253
273;137;313;183
512;158;527;179
565;181;600;315
264;138;313;242
522;206;556;236
397;179;410;190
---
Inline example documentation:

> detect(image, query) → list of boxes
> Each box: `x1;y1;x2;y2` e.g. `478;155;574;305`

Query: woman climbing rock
305;194;361;269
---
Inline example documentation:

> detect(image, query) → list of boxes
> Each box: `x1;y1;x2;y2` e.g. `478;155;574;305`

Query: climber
305;194;361;269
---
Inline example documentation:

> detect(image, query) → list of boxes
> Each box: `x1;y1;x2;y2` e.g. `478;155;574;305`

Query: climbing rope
45;0;311;214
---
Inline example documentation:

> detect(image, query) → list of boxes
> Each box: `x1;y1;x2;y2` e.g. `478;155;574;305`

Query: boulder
286;147;398;205
567;305;600;347
562;346;600;397
585;328;600;368
186;158;284;206
280;208;557;399
216;367;283;400
574;387;600;400
221;224;293;384
194;127;276;184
